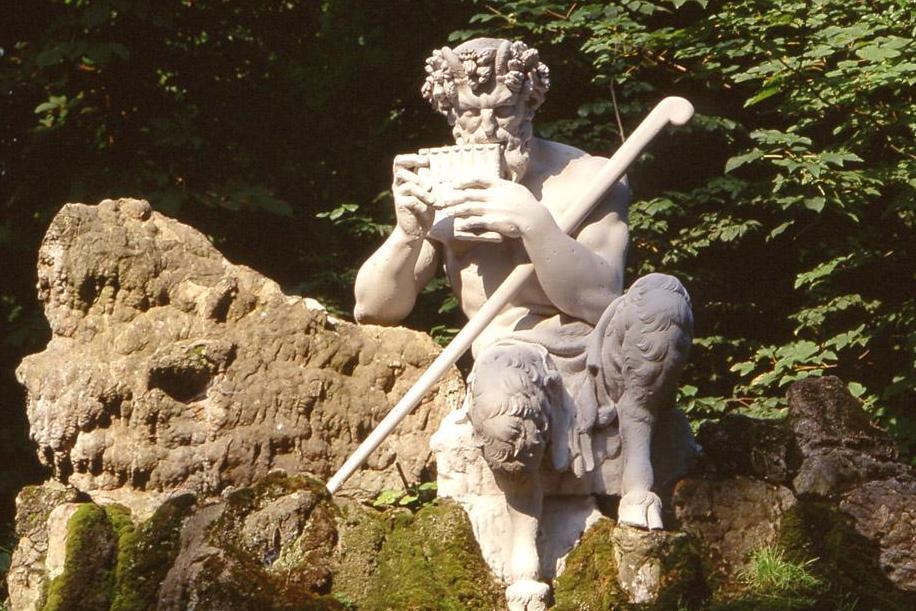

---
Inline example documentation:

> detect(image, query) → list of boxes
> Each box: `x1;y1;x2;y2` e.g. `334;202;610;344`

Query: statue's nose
480;109;498;138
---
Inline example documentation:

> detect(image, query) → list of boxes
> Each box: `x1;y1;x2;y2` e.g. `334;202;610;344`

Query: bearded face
450;92;534;182
422;38;549;183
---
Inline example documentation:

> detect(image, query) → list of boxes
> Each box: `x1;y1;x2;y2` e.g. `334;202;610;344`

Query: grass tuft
738;546;821;606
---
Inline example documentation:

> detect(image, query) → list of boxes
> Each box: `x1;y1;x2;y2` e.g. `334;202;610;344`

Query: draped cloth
470;273;698;495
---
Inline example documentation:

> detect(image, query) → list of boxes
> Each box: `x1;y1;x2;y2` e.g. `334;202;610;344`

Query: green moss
43;504;117;611
658;534;707;609
110;493;196;610
553;519;626;610
332;502;388;604
103;504;139;611
185;473;342;610
553;520;706;610
345;500;503;610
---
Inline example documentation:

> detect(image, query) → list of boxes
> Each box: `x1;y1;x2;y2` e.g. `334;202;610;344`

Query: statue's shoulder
536;139;629;215
536;138;608;181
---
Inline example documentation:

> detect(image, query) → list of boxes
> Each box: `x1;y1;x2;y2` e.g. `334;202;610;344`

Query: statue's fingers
436;190;488;209
442;202;488;217
452;175;497;190
402;183;434;206
454;215;498;232
393;154;430;170
395;167;422;185
396;197;424;213
453;217;482;233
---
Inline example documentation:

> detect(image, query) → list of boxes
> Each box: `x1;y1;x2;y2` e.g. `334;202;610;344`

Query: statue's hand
392;154;434;239
438;175;552;239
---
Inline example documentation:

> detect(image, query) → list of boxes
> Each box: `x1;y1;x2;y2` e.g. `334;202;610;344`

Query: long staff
326;96;694;494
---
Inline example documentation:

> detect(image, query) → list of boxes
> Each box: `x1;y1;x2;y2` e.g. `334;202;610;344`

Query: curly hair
421;38;550;117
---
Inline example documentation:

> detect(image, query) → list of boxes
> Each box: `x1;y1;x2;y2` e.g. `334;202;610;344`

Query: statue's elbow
353;303;382;325
353;302;407;326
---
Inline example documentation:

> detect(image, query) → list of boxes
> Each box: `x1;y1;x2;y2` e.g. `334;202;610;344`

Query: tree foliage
0;0;470;525
0;0;912;515
456;0;914;455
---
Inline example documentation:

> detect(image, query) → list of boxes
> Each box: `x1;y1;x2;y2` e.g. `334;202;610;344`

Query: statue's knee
619;273;693;339
467;343;553;474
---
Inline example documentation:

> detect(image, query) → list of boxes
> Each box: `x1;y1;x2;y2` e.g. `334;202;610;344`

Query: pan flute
418;143;506;243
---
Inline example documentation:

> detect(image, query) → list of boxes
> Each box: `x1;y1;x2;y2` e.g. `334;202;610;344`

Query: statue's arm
523;177;629;325
439;154;629;325
353;231;440;325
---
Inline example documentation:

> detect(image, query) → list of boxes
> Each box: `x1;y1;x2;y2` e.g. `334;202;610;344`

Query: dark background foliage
1;0;913;578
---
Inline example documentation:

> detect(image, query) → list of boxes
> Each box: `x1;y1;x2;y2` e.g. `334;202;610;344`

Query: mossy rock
553;519;627;610
27;475;347;610
334;499;503;610
109;494;196;610
43;504;118;611
776;500;915;610
31;494;196;610
553;519;705;610
171;473;342;610
332;499;389;604
704;499;916;610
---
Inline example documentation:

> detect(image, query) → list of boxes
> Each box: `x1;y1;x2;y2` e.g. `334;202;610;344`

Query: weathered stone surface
8;475;348;610
672;476;797;580
16;198;462;502
777;499;915;609
840;476;916;592
694;414;791;484
553;518;704;610
6;483;81;611
788;376;903;497
332;499;504;610
611;524;703;605
787;376;916;593
156;474;341;610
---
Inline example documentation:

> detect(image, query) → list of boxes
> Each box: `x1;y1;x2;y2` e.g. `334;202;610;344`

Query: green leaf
848;382;867;398
725;150;763;173
856;45;901;62
679;384;698;397
398;494;419;506
767;221;794;241
803;197;825;213
744;85;781;108
34;101;61;114
372;490;402;508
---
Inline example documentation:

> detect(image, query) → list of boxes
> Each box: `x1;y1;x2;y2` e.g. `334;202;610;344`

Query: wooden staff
326;96;694;494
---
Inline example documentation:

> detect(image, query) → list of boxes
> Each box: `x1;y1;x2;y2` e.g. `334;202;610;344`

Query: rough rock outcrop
787;377;915;594
673;477;797;579
15;198;461;505
552;518;704;609
8;475;500;610
671;376;916;607
9;199;916;609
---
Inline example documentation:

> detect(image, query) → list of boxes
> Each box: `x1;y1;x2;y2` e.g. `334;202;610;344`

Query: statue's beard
502;130;531;182
453;123;532;182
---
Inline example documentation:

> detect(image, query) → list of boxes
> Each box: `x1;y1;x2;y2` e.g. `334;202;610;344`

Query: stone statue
354;38;696;609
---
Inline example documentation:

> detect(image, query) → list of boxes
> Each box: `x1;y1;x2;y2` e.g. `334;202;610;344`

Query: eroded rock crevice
16;198;461;500
9;200;915;609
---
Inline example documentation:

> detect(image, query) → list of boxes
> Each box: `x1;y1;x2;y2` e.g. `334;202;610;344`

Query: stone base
431;407;604;583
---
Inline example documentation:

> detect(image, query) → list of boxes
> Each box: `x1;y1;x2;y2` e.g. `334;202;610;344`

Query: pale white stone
356;36;698;603
45;503;81;580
